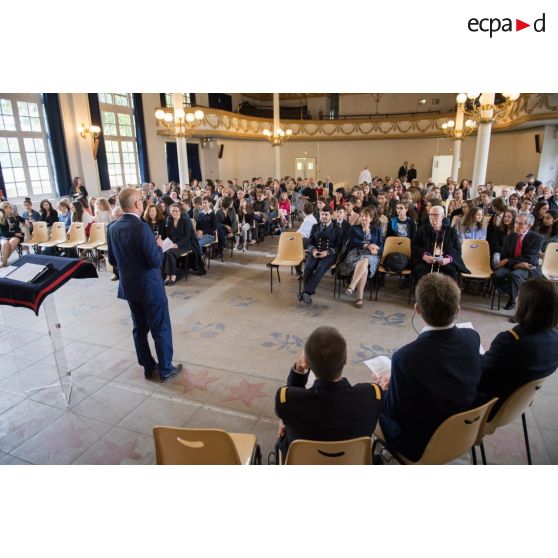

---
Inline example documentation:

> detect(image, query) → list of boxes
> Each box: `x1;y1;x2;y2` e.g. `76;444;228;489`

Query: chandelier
461;92;520;124
263;126;293;146
154;106;205;138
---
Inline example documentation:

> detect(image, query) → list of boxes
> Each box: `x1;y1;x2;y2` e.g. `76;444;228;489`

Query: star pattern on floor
224;380;267;407
87;438;143;464
182;369;218;393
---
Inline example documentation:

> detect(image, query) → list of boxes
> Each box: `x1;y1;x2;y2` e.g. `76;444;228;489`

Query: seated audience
274;326;383;462
163;203;202;285
216;196;238;252
0;202;25;266
278;190;291;228
236;198;256;250
299;207;341;305
477;278;558;418
339;206;383;308
492;212;543;311
457;206;487;242
143;204;167;239
379;273;482;461
297;201;318;246
94;198;114;226
57;200;72;230
333;205;352;248
21;198;40;223
533;200;550;231
71;200;94;234
537;209;558;252
387;200;416;240
487;209;515;267
196;197;218;249
412;205;468;283
39;199;58;228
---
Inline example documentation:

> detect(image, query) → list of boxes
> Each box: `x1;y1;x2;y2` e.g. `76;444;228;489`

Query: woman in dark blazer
143;205;167;239
477;278;558;418
338;206;383;308
163;204;197;286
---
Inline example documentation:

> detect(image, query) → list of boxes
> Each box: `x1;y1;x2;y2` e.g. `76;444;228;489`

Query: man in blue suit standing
108;187;182;382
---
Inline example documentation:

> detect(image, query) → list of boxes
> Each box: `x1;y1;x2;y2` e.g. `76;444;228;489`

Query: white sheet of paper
0;265;17;279
363;355;392;381
5;263;47;283
456;322;485;355
161;237;174;253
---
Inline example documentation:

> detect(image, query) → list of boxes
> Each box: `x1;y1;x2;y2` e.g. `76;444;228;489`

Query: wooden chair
267;231;304;292
38;222;67;251
283;437;372;465
373;236;412;303
473;378;547;465
460;239;492;297
20;221;48;253
56;222;86;255
373;398;498;465
77;223;106;268
153;426;261;465
542;242;558;282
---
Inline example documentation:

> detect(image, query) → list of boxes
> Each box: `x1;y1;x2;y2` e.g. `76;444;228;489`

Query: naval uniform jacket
275;368;383;450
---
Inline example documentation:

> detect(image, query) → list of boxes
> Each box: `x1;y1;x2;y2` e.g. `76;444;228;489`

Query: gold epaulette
372;384;381;400
279;386;288;403
507;329;520;341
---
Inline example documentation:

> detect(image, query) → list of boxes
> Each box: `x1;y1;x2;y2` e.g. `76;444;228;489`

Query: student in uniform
274;326;383;463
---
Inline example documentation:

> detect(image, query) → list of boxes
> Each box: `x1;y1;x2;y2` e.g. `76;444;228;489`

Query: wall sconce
77;123;102;159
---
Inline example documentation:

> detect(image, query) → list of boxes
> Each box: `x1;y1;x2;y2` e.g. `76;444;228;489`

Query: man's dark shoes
503;296;515;311
144;367;157;380
160;363;183;383
297;293;303;303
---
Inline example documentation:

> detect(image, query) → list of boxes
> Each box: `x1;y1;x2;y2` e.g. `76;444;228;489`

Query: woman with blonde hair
94;197;114;225
0;201;25;266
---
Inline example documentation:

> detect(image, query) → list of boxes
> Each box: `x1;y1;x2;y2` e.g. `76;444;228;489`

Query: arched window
0;94;56;200
98;93;140;187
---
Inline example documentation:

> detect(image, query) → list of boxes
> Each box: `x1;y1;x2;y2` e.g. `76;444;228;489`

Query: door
431;155;453;186
294;157;317;179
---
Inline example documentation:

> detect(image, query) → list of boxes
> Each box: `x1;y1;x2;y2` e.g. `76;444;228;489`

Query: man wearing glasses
411;204;468;284
109;187;182;382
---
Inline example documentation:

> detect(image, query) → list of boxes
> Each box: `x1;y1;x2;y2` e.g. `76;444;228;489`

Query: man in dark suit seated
492;212;543;311
333;205;352;249
411;204;468;284
108;187;182;382
274;326;383;462
298;207;341;304
379;273;482;462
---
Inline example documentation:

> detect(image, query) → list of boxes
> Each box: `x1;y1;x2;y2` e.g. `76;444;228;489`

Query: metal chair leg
471;446;478;465
480;441;487;465
522;413;533;465
270;265;273;292
276;267;281;283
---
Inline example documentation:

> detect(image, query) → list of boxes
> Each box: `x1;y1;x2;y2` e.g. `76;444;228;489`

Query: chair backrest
412;398;498;464
542;242;558;280
30;221;49;242
68;222;86;243
275;231;304;262
478;379;547;440
153;426;242;465
284;437;372;465
461;239;491;273
88;222;106;244
380;236;411;265
48;222;67;242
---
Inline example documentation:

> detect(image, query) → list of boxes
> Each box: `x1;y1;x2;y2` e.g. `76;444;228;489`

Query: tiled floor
1;236;557;465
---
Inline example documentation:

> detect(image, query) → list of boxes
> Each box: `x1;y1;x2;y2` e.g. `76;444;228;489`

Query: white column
451;138;462;181
273;92;281;179
471;93;495;196
173;93;189;185
538;125;558;187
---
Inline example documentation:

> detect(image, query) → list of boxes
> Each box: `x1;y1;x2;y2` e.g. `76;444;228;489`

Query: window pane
17;102;29;117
